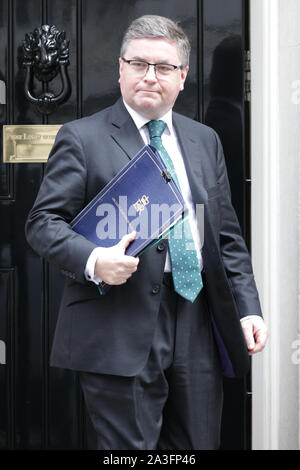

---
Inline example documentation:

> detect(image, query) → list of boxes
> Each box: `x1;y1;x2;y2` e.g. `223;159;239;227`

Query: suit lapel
173;114;207;205
109;100;207;204
110;98;145;160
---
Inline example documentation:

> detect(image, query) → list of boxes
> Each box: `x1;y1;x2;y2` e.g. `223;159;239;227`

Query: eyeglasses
121;58;183;77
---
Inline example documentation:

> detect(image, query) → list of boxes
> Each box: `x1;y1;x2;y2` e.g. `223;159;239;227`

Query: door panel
0;0;249;449
202;0;250;450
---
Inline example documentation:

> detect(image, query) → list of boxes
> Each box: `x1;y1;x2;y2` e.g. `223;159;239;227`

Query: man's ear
118;57;123;83
180;66;189;91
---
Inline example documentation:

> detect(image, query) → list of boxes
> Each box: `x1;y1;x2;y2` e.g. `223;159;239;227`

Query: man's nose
143;64;157;81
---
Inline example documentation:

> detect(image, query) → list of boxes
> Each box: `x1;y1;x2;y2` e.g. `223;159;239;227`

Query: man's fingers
250;328;269;355
115;257;139;274
107;254;139;284
241;317;269;355
241;322;255;351
118;231;137;253
94;234;139;285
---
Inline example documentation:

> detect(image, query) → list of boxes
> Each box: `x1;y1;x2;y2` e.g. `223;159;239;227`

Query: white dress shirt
84;100;203;283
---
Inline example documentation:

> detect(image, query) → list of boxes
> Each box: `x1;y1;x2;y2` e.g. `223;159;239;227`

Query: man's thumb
118;231;137;253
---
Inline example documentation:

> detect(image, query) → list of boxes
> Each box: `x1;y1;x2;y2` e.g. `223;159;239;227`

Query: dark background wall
0;0;251;449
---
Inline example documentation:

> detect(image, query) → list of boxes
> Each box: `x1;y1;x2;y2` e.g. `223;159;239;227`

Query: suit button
157;243;165;252
152;284;160;295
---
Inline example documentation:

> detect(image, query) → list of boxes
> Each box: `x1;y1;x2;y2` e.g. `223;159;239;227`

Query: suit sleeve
25;122;98;284
213;130;263;319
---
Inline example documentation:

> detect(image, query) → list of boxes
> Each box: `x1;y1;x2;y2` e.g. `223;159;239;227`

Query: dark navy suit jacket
25;98;262;378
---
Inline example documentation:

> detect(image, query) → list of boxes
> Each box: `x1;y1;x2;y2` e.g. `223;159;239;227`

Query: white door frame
250;0;300;450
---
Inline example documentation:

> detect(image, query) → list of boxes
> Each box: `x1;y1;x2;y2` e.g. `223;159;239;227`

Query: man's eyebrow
129;56;172;64
130;56;146;61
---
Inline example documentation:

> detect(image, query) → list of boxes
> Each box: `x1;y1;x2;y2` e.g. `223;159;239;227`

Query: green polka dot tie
147;120;203;302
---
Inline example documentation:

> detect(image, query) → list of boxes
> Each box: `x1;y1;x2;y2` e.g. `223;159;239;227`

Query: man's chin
134;99;165;119
138;96;159;107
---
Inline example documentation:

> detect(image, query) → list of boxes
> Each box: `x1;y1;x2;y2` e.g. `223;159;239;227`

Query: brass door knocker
23;25;71;115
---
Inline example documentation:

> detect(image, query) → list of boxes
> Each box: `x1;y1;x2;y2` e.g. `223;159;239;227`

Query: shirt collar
122;99;173;135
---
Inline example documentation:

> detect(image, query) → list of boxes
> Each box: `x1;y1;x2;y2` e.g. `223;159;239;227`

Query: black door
0;0;251;449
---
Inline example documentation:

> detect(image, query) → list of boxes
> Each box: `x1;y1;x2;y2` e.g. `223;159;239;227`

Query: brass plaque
3;124;62;163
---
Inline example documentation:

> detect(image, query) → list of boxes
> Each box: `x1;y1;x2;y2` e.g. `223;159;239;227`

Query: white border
250;0;280;450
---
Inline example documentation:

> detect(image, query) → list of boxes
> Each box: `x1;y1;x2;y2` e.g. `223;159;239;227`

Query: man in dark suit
25;15;268;450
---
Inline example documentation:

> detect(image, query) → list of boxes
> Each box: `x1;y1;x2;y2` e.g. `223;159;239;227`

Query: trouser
79;273;223;450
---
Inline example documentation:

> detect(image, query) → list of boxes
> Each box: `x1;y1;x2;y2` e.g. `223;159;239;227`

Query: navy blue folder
70;145;186;294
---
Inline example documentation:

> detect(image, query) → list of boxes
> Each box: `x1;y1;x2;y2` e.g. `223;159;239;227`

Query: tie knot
147;120;167;139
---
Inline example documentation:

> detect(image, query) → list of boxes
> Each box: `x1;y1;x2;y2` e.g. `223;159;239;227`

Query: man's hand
94;231;139;285
241;316;269;356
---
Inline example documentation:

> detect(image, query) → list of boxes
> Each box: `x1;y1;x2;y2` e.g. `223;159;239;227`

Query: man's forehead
124;37;180;59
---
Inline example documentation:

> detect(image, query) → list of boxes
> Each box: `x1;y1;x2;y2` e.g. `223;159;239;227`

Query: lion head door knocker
22;24;71;115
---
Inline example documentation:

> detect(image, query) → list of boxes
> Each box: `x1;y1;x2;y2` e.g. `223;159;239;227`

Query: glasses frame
121;57;183;76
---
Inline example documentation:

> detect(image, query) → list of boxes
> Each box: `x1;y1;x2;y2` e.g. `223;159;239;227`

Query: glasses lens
155;64;176;75
125;60;177;76
128;61;148;74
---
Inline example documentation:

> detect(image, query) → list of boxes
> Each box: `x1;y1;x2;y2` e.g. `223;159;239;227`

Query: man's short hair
120;15;191;68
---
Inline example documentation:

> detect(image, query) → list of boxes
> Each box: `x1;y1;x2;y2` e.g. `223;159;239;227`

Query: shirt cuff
84;247;103;285
240;315;263;323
